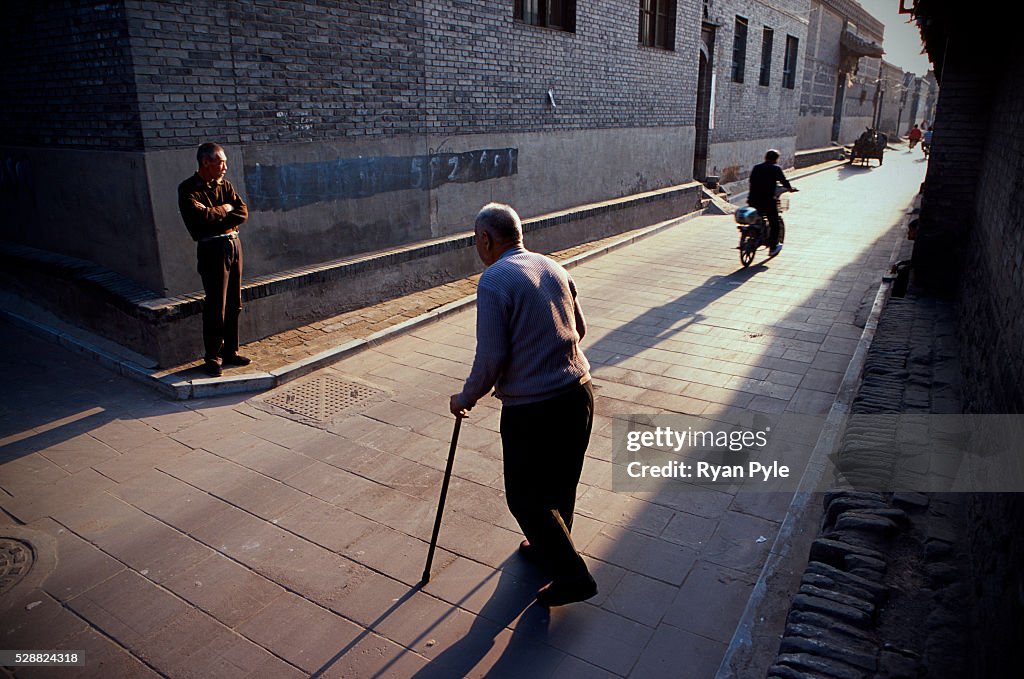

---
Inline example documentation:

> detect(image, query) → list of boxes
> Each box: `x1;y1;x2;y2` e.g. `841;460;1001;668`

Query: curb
714;209;913;678
3;209;706;400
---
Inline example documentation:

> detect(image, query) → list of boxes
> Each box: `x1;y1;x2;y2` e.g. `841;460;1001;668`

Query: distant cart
849;129;887;166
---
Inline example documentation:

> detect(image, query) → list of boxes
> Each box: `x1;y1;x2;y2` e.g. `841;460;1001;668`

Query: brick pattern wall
120;0;700;148
124;0;427;145
957;58;1024;414
0;3;142;149
960;57;1024;678
876;60;908;136
912;48;994;302
422;0;700;135
798;1;884;140
707;0;807;143
5;1;704;150
800;3;843;119
915;14;1024;679
844;55;880;122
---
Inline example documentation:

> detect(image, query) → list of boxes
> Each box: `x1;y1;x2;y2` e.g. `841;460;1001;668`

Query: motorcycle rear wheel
739;235;757;267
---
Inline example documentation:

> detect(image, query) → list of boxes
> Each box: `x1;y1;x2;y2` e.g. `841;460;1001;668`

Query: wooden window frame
759;27;774;86
782;34;799;89
639;0;677;51
514;0;576;32
732;16;748;83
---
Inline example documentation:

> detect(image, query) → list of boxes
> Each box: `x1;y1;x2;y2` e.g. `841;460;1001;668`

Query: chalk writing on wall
245;148;518;212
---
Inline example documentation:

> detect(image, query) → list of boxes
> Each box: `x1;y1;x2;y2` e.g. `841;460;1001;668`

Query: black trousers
500;380;594;582
752;201;782;249
197;236;242;361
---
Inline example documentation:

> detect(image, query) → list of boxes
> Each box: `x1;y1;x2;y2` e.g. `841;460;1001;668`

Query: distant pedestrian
748;149;796;258
908;124;922;149
450;203;597;607
178;142;251;377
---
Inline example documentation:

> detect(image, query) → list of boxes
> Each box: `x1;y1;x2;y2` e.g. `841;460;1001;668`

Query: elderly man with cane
448;202;597;607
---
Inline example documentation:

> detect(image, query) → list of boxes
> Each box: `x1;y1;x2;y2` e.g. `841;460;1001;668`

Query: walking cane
421;414;463;584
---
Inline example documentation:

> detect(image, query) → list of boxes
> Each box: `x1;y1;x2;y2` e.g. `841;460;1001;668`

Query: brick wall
959;55;1024;669
797;0;887;147
800;3;843;120
915;10;1024;673
423;1;700;135
707;0;807;144
957;57;1024;414
912;49;994;301
0;3;142;149
798;1;845;147
5;1;702;150
876;60;907;137
843;55;880;121
124;0;428;146
118;0;700;148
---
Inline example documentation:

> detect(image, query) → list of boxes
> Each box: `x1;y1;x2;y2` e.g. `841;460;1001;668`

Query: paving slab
0;154;928;677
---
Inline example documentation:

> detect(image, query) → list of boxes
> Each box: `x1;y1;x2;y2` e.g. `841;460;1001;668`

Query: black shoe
203;359;223;377
221;353;252;367
536;574;598;607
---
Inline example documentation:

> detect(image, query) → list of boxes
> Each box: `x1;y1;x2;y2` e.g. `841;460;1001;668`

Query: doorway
693;25;715;180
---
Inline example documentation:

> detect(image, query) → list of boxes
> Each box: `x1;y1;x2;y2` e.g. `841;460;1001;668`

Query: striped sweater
458;246;591;408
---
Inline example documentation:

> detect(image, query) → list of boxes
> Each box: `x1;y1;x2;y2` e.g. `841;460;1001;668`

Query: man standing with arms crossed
450;203;597;607
178;142;251;377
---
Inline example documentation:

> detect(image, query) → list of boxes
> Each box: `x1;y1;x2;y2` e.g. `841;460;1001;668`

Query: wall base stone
0;182;704;367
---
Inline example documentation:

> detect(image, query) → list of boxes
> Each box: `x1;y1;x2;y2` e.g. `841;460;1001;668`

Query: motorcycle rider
908;124;922;149
748;149;797;258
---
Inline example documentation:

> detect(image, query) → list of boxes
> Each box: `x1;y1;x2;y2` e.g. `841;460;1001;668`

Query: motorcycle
734;187;797;267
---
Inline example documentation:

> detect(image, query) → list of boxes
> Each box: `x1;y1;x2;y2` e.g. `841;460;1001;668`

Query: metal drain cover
263;376;385;423
0;539;34;596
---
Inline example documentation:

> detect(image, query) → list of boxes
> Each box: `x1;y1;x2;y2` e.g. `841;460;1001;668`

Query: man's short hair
197;142;224;164
475;203;523;244
765;149;780;162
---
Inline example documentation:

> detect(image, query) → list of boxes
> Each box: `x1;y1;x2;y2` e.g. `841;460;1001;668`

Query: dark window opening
783;34;799;89
759;27;774;86
515;0;576;32
639;0;676;50
732;16;748;83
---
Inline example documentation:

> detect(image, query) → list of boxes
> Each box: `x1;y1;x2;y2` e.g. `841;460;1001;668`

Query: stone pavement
154;231;666;380
0;150;928;678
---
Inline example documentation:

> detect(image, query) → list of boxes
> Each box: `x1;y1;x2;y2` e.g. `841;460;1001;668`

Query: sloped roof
841;29;885;58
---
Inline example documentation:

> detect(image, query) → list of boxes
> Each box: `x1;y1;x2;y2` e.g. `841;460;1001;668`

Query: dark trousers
197;236;242;361
500;380;594;582
753;201;783;248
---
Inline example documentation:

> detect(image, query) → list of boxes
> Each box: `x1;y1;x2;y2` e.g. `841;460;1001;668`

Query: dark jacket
178;173;248;241
748;161;793;207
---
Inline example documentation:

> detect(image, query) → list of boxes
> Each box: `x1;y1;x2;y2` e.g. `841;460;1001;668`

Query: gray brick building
910;3;1024;674
2;1;703;299
797;0;884;149
876;60;910;138
697;0;808;180
1;1;713;363
0;0;912;365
